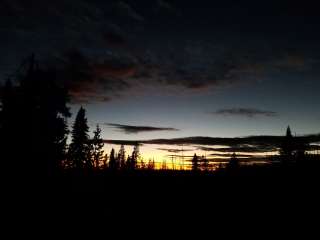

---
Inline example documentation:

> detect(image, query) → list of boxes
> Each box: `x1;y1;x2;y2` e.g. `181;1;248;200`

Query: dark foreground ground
3;160;320;235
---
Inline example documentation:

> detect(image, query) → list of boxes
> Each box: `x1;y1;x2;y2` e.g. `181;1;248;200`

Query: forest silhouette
1;55;320;226
1;56;320;179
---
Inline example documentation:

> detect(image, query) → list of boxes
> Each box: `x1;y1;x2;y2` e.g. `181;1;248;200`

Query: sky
1;0;320;161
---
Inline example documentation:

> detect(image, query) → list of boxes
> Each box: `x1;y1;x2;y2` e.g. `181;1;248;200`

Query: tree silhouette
127;144;139;170
192;154;199;172
24;56;70;174
108;148;117;170
0;55;70;175
126;155;131;170
92;125;104;169
228;153;239;169
280;126;295;161
118;145;126;169
68;107;91;170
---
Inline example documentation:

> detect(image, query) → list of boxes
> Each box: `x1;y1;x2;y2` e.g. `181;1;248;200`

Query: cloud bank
213;108;278;118
106;123;179;134
1;0;319;103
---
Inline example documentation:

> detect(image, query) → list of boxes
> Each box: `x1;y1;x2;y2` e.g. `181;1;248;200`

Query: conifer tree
128;144;139;170
118;145;126;169
192;154;199;172
92;125;104;169
280;126;295;160
1;55;70;175
109;148;117;170
68;107;91;169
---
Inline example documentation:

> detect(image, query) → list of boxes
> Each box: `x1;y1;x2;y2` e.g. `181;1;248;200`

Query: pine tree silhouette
128;144;139;170
92;125;104;169
118;145;126;170
0;55;70;175
192;154;199;172
68;107;91;170
280;126;295;161
109;148;117;170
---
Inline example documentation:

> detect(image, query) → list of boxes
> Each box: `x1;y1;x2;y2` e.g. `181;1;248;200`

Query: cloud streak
102;134;320;158
106;123;179;134
157;148;195;153
104;133;320;149
197;145;277;153
213;108;278;118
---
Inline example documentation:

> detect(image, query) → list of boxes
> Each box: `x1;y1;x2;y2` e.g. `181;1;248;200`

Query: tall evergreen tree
0;55;70;175
92;125;104;169
68;107;91;170
128;144;139;170
280;126;295;160
192;153;199;172
118;145;126;169
109;148;117;170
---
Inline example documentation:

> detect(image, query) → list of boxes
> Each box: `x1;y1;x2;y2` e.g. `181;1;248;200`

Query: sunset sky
1;0;320;162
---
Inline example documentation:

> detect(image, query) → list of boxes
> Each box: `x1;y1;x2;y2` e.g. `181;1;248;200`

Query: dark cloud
197;145;277;153
144;134;320;148
106;123;179;134
209;153;256;158
100;134;320;160
165;155;195;160
213;108;278;118
102;134;320;153
46;49;137;103
103;139;141;146
164;154;266;162
1;0;320;103
157;148;195;153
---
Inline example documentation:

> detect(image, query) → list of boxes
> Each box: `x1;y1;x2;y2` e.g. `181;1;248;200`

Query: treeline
64;106;155;172
0;56;156;175
0;56;318;177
